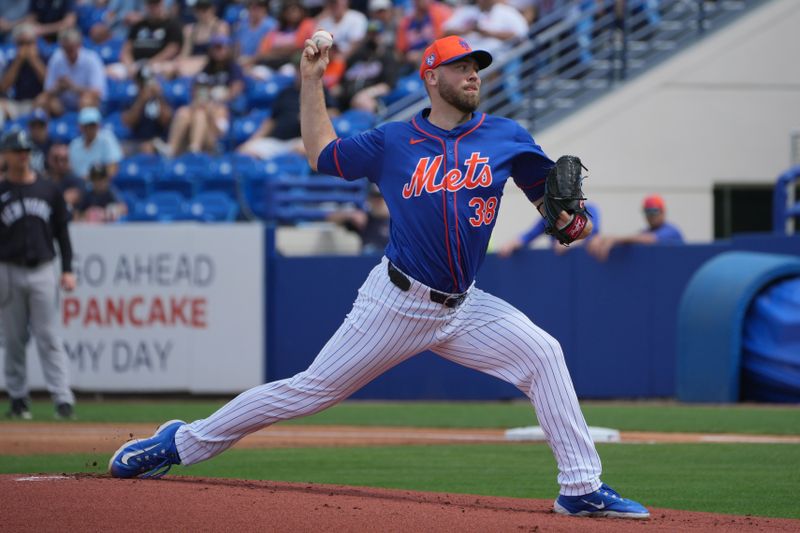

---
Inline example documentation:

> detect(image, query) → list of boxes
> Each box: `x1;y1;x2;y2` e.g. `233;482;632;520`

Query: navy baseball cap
0;129;34;151
419;35;492;79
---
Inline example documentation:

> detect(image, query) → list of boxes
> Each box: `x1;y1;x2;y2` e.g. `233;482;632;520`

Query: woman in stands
176;0;231;77
254;0;316;71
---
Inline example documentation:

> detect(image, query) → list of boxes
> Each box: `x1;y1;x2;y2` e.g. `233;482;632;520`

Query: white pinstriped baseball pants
176;257;602;496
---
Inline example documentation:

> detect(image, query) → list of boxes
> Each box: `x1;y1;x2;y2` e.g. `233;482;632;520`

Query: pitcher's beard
438;80;480;113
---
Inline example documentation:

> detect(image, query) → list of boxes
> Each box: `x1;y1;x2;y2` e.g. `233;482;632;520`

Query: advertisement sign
0;223;265;394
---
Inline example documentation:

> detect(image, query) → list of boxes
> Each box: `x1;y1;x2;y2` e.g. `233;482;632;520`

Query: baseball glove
541;155;589;245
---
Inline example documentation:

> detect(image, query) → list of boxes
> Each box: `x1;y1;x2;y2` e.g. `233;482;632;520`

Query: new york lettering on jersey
318;109;554;294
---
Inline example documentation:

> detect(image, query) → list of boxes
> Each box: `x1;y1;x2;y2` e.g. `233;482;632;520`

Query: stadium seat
186;191;239;222
105;111;131;140
244;75;294;110
0;43;16;66
223;3;248;26
157;153;213;198
332;109;376;138
48;112;79;143
76;4;107;35
200;156;239;197
105;78;138;113
132;191;189;222
113;154;163;199
162;77;193;108
380;74;424;107
270;153;310;178
226;109;271;150
87;37;125;65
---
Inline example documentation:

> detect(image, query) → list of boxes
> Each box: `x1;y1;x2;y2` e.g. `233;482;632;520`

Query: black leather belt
387;261;467;308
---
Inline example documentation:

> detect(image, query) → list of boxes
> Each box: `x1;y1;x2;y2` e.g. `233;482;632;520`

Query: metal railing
382;0;763;132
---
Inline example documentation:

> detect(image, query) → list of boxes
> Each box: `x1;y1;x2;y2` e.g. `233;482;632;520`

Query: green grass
13;399;800;435
1;443;798;519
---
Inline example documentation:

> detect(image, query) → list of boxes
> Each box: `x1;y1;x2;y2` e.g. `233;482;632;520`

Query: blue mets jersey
318;109;554;293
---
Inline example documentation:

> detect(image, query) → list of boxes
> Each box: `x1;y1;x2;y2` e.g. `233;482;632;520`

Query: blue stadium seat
200;156;239;197
86;37;125;65
114;155;163;199
76;4;107;35
162;77;193;108
244;75;293;110
227;109;271;150
263;175;367;223
132;191;189;222
48;112;79;143
270;153;310;178
0;43;17;66
37;38;56;61
105;78;138;113
332;109;376;138
156;153;213;198
380;73;424;107
243;174;270;219
105;112;131;140
223;3;248;26
186;191;239;222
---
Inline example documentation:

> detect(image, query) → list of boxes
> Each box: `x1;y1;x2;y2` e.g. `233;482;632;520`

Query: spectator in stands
121;64;172;154
102;0;149;40
255;0;316;71
366;0;396;49
167;35;243;156
498;201;602;257
45;142;86;214
234;0;277;68
395;0;452;74
316;0;368;59
0;0;31;43
443;0;529;57
0;24;46;128
77;163;127;222
27;108;51;174
68;107;123;179
119;0;183;77
38;28;107;117
326;184;390;254
237;72;337;159
587;194;685;261
176;0;230;77
26;0;77;43
339;21;398;112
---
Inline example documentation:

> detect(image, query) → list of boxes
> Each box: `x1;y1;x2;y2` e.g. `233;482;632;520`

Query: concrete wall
493;0;800;246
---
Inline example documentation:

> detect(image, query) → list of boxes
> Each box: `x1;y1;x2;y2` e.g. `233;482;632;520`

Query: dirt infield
2;423;800;531
2;474;799;532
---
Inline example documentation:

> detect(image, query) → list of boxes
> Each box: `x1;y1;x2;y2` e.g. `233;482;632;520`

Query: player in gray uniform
0;130;77;420
108;36;649;519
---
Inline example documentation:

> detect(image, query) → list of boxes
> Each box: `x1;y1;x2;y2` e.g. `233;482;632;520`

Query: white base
505;426;620;443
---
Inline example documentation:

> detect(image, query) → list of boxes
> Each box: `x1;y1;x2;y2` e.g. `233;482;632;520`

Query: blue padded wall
268;236;800;400
676;252;800;402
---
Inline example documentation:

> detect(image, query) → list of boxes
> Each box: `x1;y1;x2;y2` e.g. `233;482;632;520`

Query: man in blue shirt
68;107;123;179
498;201;602;257
107;35;650;521
587;194;684;261
39;28;107;116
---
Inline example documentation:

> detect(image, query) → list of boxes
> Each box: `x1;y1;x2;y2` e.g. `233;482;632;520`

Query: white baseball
312;30;334;50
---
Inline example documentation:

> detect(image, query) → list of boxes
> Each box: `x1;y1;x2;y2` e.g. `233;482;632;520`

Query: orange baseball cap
643;194;666;211
419;35;492;79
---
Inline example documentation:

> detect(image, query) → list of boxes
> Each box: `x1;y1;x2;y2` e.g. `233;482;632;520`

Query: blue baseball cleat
108;420;185;479
554;483;650;519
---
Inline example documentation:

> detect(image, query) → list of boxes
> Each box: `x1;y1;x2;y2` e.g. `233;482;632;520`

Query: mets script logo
402;152;493;198
425;54;436;66
458;39;470;50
